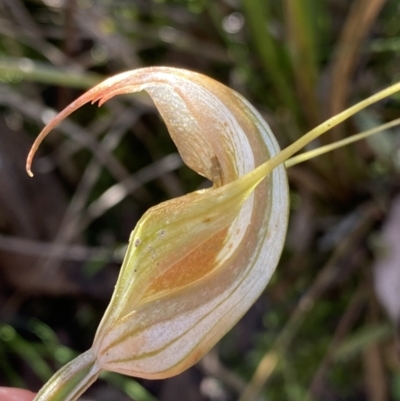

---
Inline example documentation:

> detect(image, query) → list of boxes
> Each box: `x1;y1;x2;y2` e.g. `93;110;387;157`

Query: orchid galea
26;67;400;401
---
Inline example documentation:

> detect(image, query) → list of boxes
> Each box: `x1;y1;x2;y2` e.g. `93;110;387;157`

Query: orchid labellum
27;67;400;401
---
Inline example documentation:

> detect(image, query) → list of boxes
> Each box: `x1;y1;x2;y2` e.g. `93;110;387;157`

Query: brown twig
326;0;387;185
362;289;388;401
0;233;119;262
308;281;367;399
328;0;387;123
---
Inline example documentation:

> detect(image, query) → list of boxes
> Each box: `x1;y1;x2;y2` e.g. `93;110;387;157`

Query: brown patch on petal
143;228;228;300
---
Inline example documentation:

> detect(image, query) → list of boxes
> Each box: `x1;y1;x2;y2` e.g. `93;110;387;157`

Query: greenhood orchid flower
26;67;400;401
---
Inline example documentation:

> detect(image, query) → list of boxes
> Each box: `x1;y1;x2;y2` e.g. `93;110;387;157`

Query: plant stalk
33;349;101;401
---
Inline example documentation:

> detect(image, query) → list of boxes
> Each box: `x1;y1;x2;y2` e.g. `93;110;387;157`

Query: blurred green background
1;0;400;400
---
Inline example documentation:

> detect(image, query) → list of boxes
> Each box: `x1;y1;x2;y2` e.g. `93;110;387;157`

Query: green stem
0;56;102;89
259;81;400;176
33;349;101;401
231;81;400;195
283;0;320;127
241;0;299;119
285;117;400;167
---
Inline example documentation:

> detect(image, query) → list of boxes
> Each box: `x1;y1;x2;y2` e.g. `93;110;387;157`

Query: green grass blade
241;0;298;118
0;56;102;88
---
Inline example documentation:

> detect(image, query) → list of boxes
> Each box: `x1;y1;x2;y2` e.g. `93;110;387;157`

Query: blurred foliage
1;0;400;401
